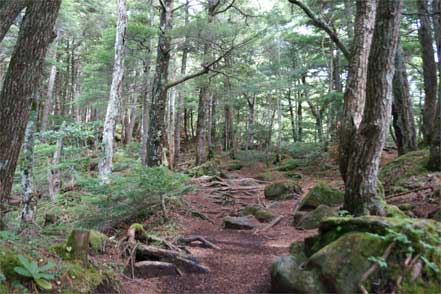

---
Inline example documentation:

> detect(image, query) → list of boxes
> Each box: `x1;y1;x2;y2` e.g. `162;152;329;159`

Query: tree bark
140;0;155;165
98;0;128;184
146;0;174;166
429;0;441;171
0;0;61;212
392;44;418;155
0;0;27;43
41;31;60;132
246;94;256;149
338;0;377;184
48;122;65;201
418;0;438;146
344;0;402;216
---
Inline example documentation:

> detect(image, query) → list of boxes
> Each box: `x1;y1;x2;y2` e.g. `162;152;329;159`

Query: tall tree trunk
141;0;155;165
246;94;256;149
48;122;65;201
344;0;402;216
429;0;441;171
338;0;377;184
98;0;128;184
0;0;27;43
0;0;61;214
297;99;302;142
392;43;418;155
146;0;173;166
287;88;297;142
173;0;189;168
21;97;38;222
418;0;438;145
41;32;60;132
276;95;283;163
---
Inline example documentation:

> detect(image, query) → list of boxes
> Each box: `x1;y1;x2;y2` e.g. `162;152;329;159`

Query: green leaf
39;261;56;272
14;266;33;278
35;279;53;290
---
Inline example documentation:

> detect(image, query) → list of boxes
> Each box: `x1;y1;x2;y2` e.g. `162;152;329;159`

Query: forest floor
121;160;346;294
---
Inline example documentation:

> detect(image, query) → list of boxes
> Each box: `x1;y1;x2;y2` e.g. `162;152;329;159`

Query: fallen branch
359;242;395;294
177;235;221;250
255;215;284;234
386;186;433;201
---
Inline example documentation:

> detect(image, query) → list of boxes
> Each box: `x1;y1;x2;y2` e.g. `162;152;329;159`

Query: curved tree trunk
344;0;402;216
0;0;61;215
98;0;128;184
392;44;418;155
338;0;377;184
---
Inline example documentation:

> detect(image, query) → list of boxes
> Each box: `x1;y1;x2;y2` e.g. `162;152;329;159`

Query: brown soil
121;163;317;294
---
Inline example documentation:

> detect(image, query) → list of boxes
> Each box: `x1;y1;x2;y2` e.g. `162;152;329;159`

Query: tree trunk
287;88;297;142
246;94;256;149
418;0;438;146
0;0;27;43
21;98;38;222
146;0;173;166
392;44;418;155
429;0;441;171
276;95;283;163
0;0;61;212
339;0;377;184
297;99;303;142
344;0;402;216
98;0;127;183
140;0;155;165
48;122;65;201
41;31;60;132
173;0;189;168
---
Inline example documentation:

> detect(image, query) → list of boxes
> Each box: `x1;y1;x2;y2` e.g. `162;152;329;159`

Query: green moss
275;158;305;171
264;181;302;201
284;171;303;179
62;262;105;294
187;160;223;177
298;182;344;210
89;230;107;253
254;209;273;222
294;205;339;230
380;149;429;193
227;161;243;171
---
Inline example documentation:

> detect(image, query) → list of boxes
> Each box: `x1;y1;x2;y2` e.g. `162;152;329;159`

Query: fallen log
136;244;209;274
177;235;221;250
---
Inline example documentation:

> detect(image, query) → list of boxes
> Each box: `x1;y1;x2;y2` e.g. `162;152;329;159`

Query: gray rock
223;216;255;230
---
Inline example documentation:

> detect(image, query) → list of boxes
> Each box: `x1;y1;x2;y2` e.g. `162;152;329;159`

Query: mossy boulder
307;232;388;293
284;171;303;179
226;161;243;171
298;182;343;210
241;205;273;222
264;181;302;201
89;230;108;253
294;205;339;230
379;149;430;193
223;216;255;230
272;216;441;294
275;158;306;171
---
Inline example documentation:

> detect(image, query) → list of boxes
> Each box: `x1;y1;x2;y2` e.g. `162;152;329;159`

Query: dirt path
122;165;318;294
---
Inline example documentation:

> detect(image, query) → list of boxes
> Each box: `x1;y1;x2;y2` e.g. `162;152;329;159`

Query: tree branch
288;0;350;60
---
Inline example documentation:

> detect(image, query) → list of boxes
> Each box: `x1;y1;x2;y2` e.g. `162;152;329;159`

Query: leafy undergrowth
1;138;190;293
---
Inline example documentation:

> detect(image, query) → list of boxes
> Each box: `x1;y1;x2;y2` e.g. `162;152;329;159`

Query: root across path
121;166;317;294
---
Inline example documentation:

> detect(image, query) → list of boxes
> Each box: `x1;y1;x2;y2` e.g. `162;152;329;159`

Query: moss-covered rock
226;161;243;171
294;205;339;230
187;160;224;177
307;232;388;293
298;182;344;210
380;149;430;193
264;181;302;201
62;262;107;293
284;171;303;179
89;230;108;253
241;205;273;222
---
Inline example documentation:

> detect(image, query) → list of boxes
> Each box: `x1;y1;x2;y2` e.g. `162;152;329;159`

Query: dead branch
255;215;284;234
177;235;221;250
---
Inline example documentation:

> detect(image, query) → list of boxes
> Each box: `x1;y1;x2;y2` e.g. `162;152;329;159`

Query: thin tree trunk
344;0;402;216
48;122;65;201
146;0;173;166
429;0;441;171
0;0;27;43
0;0;61;213
392;43;417;155
339;0;377;184
41;32;60;132
21;97;38;222
246;94;256;149
173;0;189;168
297;98;303;142
418;0;438;146
141;0;155;165
276;95;283;163
98;0;127;183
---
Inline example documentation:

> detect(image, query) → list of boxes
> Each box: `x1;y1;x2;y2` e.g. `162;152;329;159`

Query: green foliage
14;255;56;290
